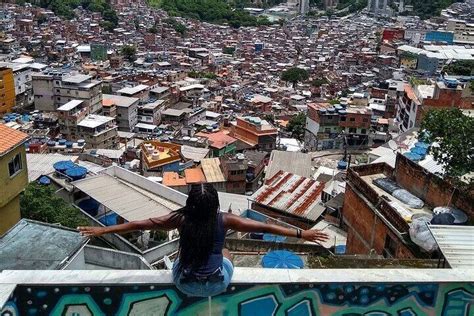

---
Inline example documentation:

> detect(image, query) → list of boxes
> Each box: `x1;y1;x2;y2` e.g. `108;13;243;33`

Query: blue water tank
65;141;73;148
65;166;87;181
404;152;423;162
337;160;348;170
47;140;56;147
78;199;100;216
77;139;85;146
411;146;427;157
58;139;67;145
53;160;75;173
38;176;51;185
415;142;430;150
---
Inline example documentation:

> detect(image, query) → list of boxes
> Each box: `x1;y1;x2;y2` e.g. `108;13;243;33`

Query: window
340;116;346;121
361;129;367;134
8;153;22;177
362;118;368;122
349;127;356;133
383;234;397;258
349;117;355;122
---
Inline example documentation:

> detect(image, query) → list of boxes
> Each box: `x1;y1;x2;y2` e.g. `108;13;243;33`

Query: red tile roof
0;124;28;155
196;131;237;149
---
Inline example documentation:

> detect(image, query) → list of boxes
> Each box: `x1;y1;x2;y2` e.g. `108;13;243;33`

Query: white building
102;94;139;132
32;72;102;113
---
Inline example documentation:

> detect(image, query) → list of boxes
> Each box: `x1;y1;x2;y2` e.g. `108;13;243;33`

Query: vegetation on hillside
420;108;474;184
281;67;309;88
20;0;118;27
188;71;217;79
443;61;474;76
20;182;88;229
121;45;137;62
164;18;187;36
287;112;306;141
158;0;272;27
401;0;460;20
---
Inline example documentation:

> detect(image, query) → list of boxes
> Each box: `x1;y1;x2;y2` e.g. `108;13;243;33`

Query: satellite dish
388;140;398;151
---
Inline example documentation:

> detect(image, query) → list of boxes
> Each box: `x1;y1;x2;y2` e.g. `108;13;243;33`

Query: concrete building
102;94;139;132
0;62;33;107
32;73;102;113
305;103;372;151
0;124;28;234
0;67;15;114
447;19;474;44
57;100;89;141
231;117;278;152
343;154;472;258
76;115;118;149
138;100;166;125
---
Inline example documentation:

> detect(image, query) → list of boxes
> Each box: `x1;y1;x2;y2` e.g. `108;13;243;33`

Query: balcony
0;269;472;315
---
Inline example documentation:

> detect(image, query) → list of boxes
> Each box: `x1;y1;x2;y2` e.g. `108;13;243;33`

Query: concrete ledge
0;268;472;285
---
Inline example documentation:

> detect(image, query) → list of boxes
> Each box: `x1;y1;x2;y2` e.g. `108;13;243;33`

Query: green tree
287;112;306;141
20;182;88;229
281;67;309;88
121;45;137;62
223;47;235;55
443;61;474;76
420;108;474;183
312;78;329;87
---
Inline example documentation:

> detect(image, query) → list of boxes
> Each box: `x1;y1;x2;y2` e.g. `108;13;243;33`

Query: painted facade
1;282;473;315
0;67;15;114
0;141;27;235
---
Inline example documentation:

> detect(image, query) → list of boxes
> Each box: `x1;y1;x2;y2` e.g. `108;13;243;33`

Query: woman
78;183;328;297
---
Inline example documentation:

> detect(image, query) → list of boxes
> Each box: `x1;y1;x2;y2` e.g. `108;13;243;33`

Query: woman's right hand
77;226;106;237
301;229;329;244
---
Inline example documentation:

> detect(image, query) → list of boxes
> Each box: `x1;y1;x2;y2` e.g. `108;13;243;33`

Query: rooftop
117;84;149;95
77;115;115;129
196;131;237;149
57;99;84;111
73;167;185;222
252;171;326;222
0;219;84;270
0;124;28;156
201;158;226;183
265;151;312;180
62;74;92;84
102;94;139;108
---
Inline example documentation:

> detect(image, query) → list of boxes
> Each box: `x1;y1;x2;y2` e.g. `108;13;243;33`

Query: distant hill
155;0;274;27
21;0;118;28
402;0;462;20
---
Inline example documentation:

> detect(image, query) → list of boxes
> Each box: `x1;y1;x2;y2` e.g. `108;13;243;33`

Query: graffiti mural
1;283;473;316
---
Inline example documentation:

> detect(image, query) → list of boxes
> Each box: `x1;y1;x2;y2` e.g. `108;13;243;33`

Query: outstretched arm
224;213;329;244
77;212;182;237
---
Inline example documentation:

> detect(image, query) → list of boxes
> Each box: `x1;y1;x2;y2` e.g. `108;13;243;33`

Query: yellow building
0;67;15;114
0;124;28;234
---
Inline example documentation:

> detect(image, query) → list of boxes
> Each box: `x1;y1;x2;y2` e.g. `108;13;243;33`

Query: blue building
424;31;454;44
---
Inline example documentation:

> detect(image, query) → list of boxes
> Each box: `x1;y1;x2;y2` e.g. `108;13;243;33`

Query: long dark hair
177;183;220;270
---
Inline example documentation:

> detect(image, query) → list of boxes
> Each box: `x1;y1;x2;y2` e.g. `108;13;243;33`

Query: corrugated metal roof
73;173;182;222
265;150;312;180
26;154;79;182
429;225;474;269
252;171;325;221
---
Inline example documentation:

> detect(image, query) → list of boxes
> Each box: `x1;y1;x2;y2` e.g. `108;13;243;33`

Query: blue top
182;212;227;276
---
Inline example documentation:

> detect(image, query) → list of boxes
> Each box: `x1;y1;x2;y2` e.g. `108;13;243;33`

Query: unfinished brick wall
394;154;473;219
343;184;415;258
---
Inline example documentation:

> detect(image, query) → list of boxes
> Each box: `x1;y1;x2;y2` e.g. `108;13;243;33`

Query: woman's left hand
301;230;330;243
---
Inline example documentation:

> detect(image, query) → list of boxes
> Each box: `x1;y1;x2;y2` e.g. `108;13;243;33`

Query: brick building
304;103;372;150
343;154;473;259
231;117;278;152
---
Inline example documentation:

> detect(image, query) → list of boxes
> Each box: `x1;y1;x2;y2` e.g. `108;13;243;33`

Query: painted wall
1;282;473;315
